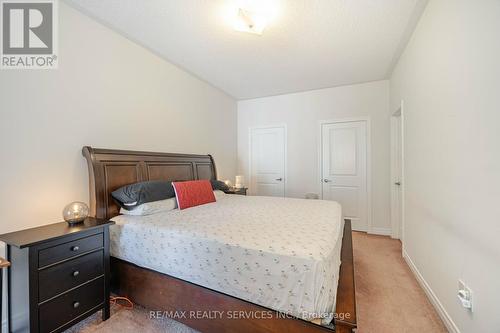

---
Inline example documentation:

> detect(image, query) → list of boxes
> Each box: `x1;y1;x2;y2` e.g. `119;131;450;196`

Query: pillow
210;179;230;192
172;180;216;210
120;197;177;216
213;190;227;200
111;180;175;210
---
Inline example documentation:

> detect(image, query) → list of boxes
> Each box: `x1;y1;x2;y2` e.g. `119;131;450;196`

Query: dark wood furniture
82;146;357;333
0;218;114;333
224;187;248;195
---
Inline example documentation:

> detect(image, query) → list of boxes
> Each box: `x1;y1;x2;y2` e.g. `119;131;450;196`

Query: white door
391;110;403;239
321;121;368;231
250;127;286;197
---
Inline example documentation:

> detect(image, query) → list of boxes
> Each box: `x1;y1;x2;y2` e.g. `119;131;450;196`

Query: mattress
110;193;344;324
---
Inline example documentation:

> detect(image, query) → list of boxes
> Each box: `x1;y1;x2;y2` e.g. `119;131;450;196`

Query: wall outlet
458;280;473;311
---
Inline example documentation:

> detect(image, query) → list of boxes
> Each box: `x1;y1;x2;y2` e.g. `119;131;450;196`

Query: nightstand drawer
39;276;104;333
38;233;103;268
39;250;104;302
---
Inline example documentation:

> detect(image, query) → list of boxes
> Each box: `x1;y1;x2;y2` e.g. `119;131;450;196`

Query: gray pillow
211;179;230;191
111;180;175;210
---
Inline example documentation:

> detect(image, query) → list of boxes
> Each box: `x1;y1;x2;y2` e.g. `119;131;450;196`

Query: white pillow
120;197;177;216
213;190;226;200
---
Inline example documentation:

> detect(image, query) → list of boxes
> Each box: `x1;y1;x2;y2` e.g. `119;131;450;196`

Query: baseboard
369;227;392;236
402;249;460;333
2;312;26;332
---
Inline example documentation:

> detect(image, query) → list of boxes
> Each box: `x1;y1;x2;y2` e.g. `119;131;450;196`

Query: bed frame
82;146;357;333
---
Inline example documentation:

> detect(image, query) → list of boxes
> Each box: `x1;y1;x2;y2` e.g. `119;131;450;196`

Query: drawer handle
73;301;80;309
72;270;80;277
71;246;80;252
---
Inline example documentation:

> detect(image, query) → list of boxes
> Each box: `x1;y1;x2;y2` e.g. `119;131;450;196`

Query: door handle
275;178;283;181
395;182;401;186
323;179;332;183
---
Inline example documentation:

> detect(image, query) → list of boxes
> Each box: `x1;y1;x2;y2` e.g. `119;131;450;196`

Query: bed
82;146;357;333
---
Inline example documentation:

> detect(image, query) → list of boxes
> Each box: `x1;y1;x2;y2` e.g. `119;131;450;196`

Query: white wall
390;0;500;332
238;80;391;233
0;2;237;235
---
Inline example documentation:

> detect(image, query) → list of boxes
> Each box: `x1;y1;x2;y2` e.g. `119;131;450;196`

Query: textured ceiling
65;0;427;100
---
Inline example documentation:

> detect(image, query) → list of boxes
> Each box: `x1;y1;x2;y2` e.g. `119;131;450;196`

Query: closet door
321;121;368;231
250;127;286;197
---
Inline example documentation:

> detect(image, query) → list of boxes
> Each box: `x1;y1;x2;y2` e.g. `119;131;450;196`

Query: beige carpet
64;305;197;333
65;232;446;333
352;232;446;333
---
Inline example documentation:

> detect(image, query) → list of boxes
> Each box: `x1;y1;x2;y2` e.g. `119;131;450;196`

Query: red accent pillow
172;180;216;210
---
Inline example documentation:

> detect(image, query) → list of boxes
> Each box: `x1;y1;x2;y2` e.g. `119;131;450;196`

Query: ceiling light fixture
234;8;267;35
221;0;281;36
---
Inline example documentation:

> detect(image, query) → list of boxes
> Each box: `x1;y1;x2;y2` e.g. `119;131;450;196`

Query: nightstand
224;187;248;195
0;217;114;333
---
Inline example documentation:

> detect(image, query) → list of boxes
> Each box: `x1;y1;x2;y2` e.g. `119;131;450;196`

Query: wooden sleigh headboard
82;146;217;220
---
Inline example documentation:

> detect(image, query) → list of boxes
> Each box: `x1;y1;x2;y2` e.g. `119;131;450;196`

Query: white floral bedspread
110;194;343;324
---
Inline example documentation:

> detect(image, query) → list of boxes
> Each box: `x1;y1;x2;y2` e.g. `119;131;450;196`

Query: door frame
390;101;405;241
318;117;372;232
248;125;288;197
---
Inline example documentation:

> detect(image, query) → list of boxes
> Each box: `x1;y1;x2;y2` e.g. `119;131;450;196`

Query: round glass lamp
62;202;89;224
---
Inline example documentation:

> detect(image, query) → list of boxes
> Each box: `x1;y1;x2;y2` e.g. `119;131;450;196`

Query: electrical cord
110;296;134;309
